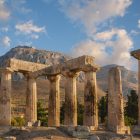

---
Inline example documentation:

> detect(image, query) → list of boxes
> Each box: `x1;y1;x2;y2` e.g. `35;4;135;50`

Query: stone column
25;76;37;124
0;69;12;126
138;60;140;125
48;75;61;127
108;67;130;134
83;71;98;130
64;72;79;126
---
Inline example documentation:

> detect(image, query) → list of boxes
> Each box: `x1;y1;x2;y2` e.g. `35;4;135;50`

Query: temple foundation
108;67;130;134
0;69;12;126
48;75;60;127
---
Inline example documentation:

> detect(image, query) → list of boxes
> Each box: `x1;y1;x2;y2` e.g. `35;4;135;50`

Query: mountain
0;46;70;67
0;46;138;104
97;65;138;96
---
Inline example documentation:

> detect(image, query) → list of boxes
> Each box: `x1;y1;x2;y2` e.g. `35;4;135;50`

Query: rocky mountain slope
0;46;138;103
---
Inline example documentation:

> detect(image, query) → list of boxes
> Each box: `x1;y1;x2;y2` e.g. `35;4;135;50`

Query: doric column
64;72;79;126
108;67;130;134
0;68;12;126
48;75;61;127
83;71;98;130
25;76;37;124
138;60;140;125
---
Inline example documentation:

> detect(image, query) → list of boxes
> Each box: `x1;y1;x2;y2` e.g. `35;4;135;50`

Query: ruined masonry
0;51;138;135
0;56;99;129
108;67;130;134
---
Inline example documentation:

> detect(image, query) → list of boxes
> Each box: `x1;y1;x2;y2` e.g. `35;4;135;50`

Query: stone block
72;131;89;138
26;122;33;127
34;120;41;127
89;135;100;140
76;125;90;132
3;136;16;140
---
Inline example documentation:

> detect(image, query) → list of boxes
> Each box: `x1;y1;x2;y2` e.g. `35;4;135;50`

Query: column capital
62;70;79;78
83;65;100;73
24;72;36;80
47;74;61;82
0;67;13;74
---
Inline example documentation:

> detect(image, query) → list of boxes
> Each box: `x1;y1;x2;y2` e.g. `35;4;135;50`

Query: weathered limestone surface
131;49;140;60
31;55;99;77
25;76;37;124
108;67;130;134
6;58;47;73
138;60;140;125
64;72;79;126
48;75;60;127
83;71;98;130
0;68;12;126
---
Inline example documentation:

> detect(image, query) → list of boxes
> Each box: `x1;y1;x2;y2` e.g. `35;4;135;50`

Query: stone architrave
83;71;98;130
0;68;12;126
64;71;79;126
48;75;61;127
25;76;37;125
108;67;130;134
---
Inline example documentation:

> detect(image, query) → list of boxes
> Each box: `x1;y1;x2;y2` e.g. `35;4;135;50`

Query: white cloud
130;30;140;36
72;28;133;68
2;36;11;47
0;0;10;20
15;20;46;34
138;19;140;28
59;0;132;35
31;34;39;39
1;27;8;32
10;0;32;14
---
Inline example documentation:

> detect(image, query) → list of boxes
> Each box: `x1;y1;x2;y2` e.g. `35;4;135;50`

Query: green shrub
11;117;25;126
37;101;48;126
124;116;137;126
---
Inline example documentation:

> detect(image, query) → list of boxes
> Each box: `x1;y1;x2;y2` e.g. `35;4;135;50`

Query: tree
98;94;108;123
77;102;84;125
124;90;138;126
37;101;48;126
60;101;84;125
60;102;65;124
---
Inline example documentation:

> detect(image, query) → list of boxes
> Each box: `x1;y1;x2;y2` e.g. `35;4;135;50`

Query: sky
0;0;140;70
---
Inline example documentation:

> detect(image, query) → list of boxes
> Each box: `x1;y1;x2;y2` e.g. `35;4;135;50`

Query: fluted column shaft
25;76;37;124
0;69;12;126
64;72;79;126
48;75;61;127
138;60;140;125
83;71;98;129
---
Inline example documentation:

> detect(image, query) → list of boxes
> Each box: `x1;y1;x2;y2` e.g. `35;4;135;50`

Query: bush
124;90;138;126
11;117;25;126
60;101;84;125
77;102;84;125
37;101;48;126
124;116;137;126
98;95;108;123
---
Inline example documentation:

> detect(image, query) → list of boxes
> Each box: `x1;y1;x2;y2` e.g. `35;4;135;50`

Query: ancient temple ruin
1;50;140;135
0;56;100;130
